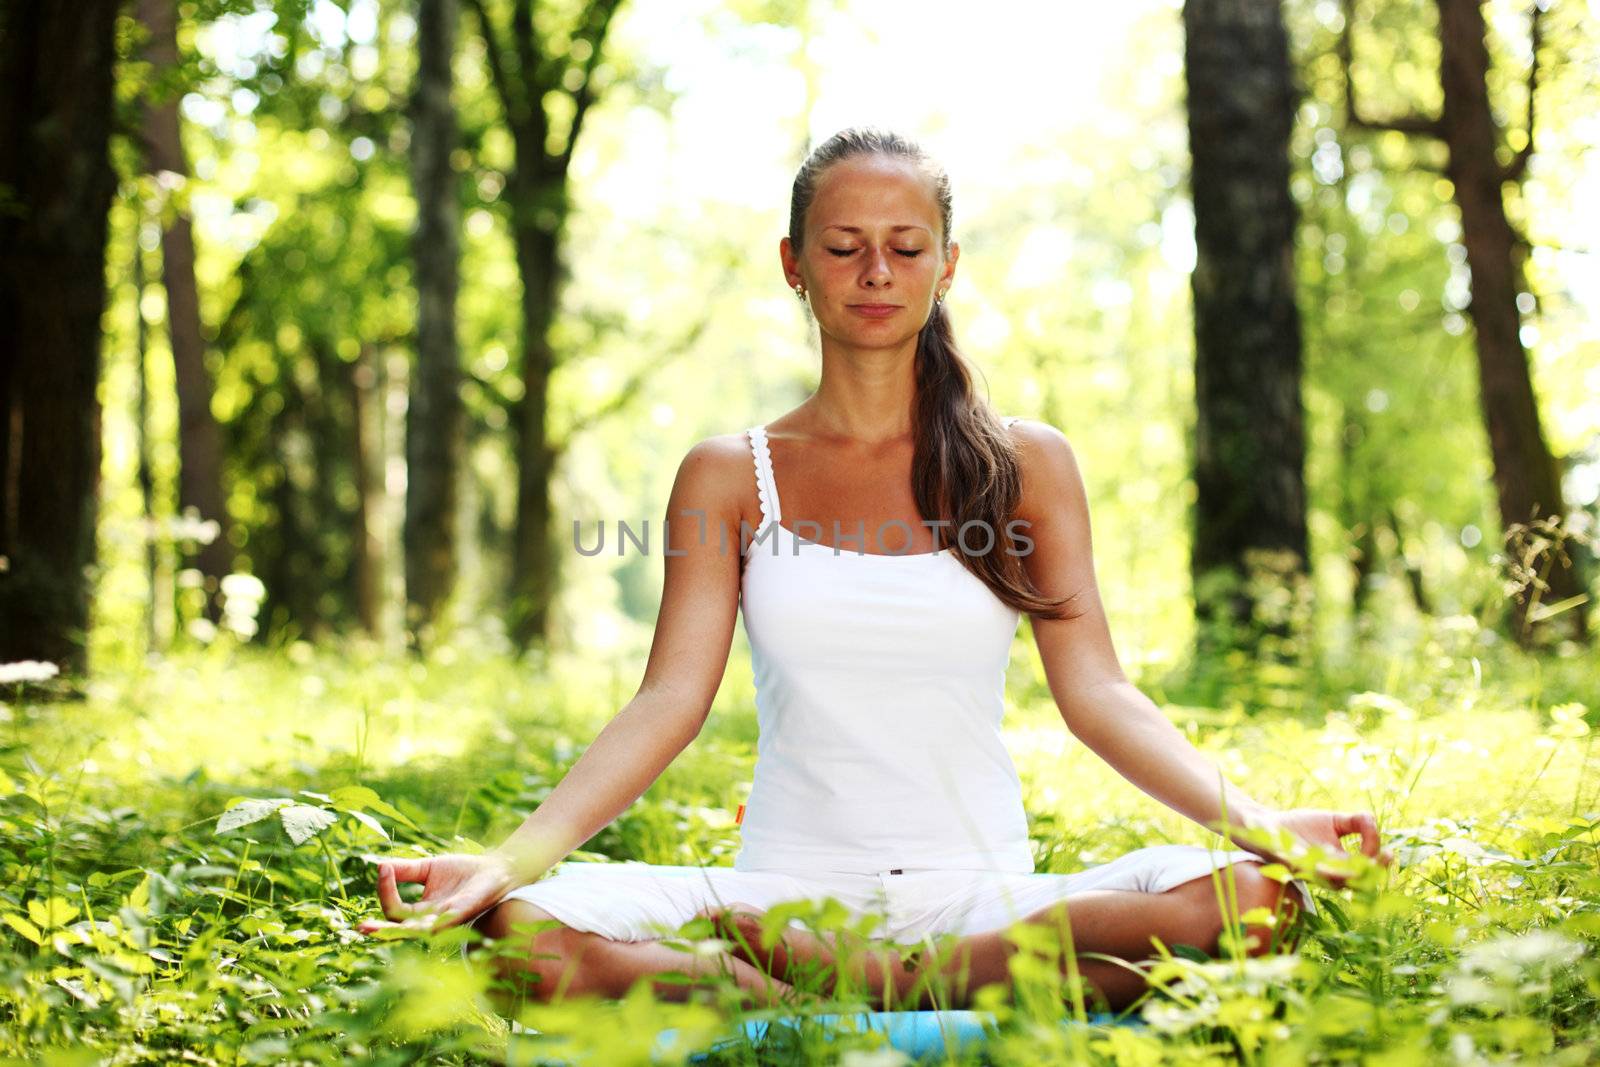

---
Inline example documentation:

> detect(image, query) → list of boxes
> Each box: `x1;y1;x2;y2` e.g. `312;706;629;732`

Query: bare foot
695;903;917;1007
696;903;787;974
697;904;848;986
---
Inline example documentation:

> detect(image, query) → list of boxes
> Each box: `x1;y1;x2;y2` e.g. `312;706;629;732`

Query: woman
360;127;1392;1015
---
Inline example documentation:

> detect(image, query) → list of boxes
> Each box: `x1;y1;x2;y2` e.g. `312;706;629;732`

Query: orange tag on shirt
735;803;745;827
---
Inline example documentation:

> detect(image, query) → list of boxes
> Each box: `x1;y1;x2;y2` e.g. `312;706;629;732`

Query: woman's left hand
1222;808;1394;889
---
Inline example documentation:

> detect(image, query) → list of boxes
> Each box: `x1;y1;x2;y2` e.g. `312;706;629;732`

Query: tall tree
1340;0;1588;646
1183;0;1311;649
214;200;410;643
131;208;162;649
464;0;627;648
0;0;124;673
404;0;466;645
135;0;235;617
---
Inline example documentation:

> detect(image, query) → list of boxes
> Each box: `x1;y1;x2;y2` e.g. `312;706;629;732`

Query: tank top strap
746;425;782;528
748;419;1014;528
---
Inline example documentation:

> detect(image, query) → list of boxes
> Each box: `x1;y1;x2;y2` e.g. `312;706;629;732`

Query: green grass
1;611;1597;1064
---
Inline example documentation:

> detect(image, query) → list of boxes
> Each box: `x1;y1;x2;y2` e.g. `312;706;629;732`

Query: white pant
495;843;1315;945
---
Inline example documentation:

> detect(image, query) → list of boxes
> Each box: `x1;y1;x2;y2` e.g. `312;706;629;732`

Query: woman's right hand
357;852;527;935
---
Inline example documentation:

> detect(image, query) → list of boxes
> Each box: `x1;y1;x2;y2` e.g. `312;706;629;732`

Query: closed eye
826;249;924;258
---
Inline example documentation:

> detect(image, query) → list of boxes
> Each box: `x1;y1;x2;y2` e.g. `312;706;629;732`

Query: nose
862;245;892;288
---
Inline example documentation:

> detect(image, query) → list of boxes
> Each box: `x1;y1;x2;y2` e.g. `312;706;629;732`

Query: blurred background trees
0;0;124;674
0;0;1593;683
1183;0;1311;658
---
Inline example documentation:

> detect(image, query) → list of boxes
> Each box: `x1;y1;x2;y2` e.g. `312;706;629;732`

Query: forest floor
1;612;1597;1064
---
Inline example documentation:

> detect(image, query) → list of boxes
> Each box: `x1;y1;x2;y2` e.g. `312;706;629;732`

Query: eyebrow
821;225;931;235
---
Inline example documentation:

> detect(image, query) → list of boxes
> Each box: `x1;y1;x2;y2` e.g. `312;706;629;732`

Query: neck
805;333;921;443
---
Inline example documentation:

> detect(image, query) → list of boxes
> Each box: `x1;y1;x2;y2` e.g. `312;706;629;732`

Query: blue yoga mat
510;1008;1141;1065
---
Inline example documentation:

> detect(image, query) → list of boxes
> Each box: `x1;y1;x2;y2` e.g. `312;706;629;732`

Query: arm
362;435;751;934
1010;419;1392;882
487;435;749;884
1010;419;1271;838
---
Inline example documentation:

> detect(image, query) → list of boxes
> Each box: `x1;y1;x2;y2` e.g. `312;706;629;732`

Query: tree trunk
1385;503;1433;616
468;0;626;650
1183;0;1310;647
1337;413;1376;615
509;211;562;647
136;0;235;617
404;0;464;645
1435;0;1586;644
132;211;163;651
352;344;382;635
308;338;354;634
0;0;122;673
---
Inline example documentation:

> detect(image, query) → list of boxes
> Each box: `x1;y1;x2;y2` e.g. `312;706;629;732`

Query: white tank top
733;420;1036;874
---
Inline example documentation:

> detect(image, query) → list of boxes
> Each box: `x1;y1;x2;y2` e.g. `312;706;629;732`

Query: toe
696;902;768;944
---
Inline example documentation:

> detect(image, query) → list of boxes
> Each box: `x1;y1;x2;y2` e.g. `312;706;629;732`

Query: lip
848;304;902;318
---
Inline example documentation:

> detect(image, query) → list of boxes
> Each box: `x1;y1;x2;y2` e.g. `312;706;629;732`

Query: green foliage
3;602;1599;1060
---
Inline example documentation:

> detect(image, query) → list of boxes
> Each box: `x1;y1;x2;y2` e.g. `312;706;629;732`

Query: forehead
809;154;940;235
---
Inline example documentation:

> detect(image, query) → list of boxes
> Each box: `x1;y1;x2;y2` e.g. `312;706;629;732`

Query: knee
1217;863;1299;958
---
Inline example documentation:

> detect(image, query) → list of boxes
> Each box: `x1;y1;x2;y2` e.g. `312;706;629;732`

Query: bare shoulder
1002;416;1070;451
1002;417;1085;521
666;430;759;541
675;430;756;476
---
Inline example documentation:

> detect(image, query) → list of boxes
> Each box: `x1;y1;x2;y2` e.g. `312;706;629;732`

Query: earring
793;284;806;299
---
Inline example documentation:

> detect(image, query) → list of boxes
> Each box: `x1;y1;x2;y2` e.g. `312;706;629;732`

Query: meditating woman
359;126;1392;1015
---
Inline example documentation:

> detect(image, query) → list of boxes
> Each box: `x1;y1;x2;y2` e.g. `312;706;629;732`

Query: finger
386;857;433;883
358;913;445;936
1334;811;1381;859
360;896;461;936
377;863;434;922
376;863;403;920
1358;812;1382;859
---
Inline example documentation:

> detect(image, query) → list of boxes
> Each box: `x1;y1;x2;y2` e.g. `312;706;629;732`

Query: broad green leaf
278;804;338;845
3;913;42;945
127;874;150;912
27;897;77;928
217;797;291;835
345;808;389;840
329;785;380;810
330;785;417;829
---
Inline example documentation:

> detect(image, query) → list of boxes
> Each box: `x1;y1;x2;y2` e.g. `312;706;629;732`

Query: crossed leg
469;900;806;1017
702;860;1304;1013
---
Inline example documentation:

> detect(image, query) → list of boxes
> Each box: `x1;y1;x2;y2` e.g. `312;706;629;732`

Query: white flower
1458;929;1587;977
1446;930;1588;1011
0;661;59;685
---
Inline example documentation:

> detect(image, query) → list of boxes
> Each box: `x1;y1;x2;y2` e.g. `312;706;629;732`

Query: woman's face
781;153;958;349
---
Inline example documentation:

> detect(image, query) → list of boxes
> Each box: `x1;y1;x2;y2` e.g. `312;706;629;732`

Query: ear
940;240;960;288
779;235;801;288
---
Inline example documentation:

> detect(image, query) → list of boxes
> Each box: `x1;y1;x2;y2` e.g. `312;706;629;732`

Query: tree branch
468;371;521;414
1338;0;1444;138
508;0;549;168
1500;0;1544;184
463;0;518;129
557;0;627;175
